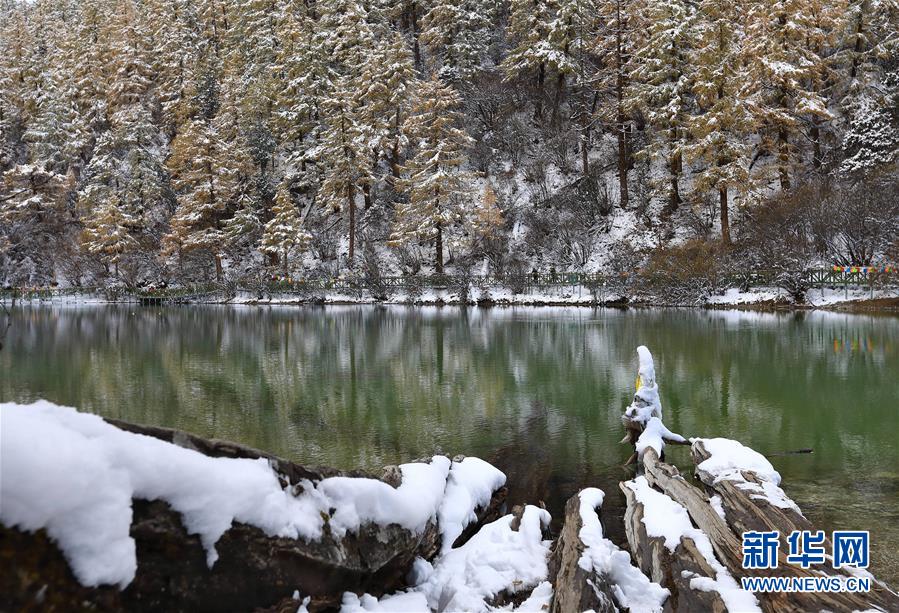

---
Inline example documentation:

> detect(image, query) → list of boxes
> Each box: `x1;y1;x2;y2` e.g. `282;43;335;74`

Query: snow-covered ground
5;283;896;308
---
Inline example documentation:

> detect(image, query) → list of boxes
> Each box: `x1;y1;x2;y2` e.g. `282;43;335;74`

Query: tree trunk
411;1;421;69
435;221;443;274
391;108;402;178
778;126;791;190
553;73;564;126
214;253;223;282
666;130;681;215
811;121;821;169
615;1;629;209
719;186;730;245
534;63;545;120
363;182;371;210
347;182;356;267
617;117;629;209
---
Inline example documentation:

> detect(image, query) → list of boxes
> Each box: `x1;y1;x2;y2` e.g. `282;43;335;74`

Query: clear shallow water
2;305;898;584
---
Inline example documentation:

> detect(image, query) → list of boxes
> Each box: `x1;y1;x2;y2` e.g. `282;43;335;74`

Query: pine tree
260;182;310;275
105;0;154;112
317;75;370;267
273;4;327;159
741;0;841;188
685;0;754;243
628;0;696;213
81;198;139;275
390;76;481;273
839;70;899;175
420;0;492;83
593;0;642;208
314;0;377;267
23;68;89;174
503;0;556;116
162;109;251;280
357;31;418;201
77;105;168;269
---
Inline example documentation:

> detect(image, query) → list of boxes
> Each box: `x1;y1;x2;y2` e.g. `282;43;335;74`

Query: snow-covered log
623;444;899;612
548;488;668;613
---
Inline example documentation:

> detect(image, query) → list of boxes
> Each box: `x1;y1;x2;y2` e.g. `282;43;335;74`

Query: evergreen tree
685;0;754;243
593;0;642;208
421;0;492;82
260;182;310;275
390;76;482;273
839;70;899;175
628;0;696;213
162;110;251;280
503;0;556;116
741;0;840;188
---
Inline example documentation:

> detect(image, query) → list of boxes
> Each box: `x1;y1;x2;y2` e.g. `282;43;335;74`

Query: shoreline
4;292;899;313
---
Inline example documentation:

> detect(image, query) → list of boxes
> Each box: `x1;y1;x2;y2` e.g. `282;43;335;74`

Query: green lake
2;305;898;584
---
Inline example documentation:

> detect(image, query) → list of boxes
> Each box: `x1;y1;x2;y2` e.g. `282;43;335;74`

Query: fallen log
620;481;729;613
548;495;620;613
635;446;899;612
550;488;669;613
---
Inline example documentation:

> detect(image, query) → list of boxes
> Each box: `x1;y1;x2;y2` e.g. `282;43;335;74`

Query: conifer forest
1;0;897;287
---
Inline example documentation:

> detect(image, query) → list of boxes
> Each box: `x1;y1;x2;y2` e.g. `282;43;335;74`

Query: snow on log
548;487;668;613
621;476;761;613
626;445;899;612
0;401;508;612
621;346;687;463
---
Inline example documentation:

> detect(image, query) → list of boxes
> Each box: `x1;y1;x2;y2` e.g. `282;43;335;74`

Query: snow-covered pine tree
145;0;199;132
684;0;755;243
628;0;696;213
64;0;112;132
547;0;599;170
105;0;155;113
260;181;311;275
162;103;252;281
839;69;899;175
272;4;328;167
593;0;642;208
503;0;557;117
357;31;418;204
741;0;840;188
314;0;377;267
390;76;483;273
80;196;139;276
23;68;89;175
420;0;492;83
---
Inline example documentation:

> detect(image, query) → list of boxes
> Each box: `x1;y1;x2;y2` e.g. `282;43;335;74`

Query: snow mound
437;457;507;554
0;401;504;589
576;488;669;612
411;505;553;613
339;591;430;612
692;437;802;514
624;477;761;613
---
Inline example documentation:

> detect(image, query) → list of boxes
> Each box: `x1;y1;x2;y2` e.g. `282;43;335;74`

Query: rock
547;495;618;613
0;418;508;612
